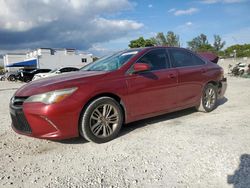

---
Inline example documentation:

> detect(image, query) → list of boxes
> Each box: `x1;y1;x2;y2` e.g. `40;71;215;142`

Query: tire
24;77;31;82
8;75;16;82
79;97;124;143
196;83;218;112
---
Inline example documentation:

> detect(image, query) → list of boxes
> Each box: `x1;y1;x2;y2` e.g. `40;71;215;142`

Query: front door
125;49;178;118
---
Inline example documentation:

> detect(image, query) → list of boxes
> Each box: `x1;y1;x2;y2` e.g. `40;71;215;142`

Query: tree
187;33;212;52
0;66;4;74
198;44;215;52
166;31;180;47
151;31;180;47
93;57;99;62
213;35;225;52
224;44;250;57
154;32;167;46
200;34;208;45
129;37;155;48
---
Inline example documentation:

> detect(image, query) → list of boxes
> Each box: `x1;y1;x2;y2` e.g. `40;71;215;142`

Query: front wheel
79;97;123;143
8;75;16;82
196;83;218;112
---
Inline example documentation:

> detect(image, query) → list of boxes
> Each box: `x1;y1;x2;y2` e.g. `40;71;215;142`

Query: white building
4;48;93;71
3;53;27;72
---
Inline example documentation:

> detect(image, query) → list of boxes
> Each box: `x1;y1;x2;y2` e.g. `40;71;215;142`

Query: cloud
148;4;153;8
170;8;199;16
185;22;193;26
201;0;246;4
176;22;195;31
168;8;176;13
0;0;143;51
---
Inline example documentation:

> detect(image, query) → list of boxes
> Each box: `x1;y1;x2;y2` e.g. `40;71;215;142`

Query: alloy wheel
204;87;216;109
89;104;119;138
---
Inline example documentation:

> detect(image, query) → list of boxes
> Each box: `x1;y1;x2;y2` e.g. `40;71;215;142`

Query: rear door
168;48;207;107
126;48;178;117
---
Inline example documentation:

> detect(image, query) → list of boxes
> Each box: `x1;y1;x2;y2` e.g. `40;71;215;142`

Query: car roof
124;46;190;52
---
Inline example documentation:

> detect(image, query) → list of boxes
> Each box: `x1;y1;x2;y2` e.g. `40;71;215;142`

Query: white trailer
3;53;27;72
5;48;93;70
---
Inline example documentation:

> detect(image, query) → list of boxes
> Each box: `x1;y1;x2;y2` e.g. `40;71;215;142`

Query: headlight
25;87;78;104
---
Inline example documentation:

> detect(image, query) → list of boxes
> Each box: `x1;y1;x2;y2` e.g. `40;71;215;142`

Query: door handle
201;68;206;73
168;74;175;79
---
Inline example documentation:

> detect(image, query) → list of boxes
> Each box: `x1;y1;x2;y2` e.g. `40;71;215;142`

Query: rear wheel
79;97;123;143
196;83;218;112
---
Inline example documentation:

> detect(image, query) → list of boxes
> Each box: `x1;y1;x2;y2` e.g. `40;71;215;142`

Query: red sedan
10;47;227;143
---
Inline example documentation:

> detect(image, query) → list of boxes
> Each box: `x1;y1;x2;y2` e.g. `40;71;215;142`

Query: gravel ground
0;64;250;188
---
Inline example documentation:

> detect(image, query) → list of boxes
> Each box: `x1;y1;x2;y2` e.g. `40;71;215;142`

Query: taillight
220;68;224;79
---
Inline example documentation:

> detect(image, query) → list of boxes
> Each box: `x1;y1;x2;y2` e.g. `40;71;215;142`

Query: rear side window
41;69;50;73
169;49;205;67
60;68;68;73
73;68;79;71
137;49;170;71
192;54;206;65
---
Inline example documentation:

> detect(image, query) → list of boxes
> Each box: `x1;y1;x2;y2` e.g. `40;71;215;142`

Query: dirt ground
0;62;250;188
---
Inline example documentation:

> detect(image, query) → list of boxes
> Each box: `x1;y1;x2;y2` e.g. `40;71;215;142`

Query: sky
0;0;249;56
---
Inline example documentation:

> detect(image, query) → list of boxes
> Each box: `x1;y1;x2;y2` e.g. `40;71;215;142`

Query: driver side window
137;49;169;71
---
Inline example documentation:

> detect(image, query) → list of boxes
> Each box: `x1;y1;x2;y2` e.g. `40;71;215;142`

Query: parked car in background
18;69;51;82
32;67;79;81
9;47;227;143
15;68;35;82
5;72;19;81
0;74;6;81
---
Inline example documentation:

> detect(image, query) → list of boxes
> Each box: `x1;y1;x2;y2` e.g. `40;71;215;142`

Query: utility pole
233;49;237;62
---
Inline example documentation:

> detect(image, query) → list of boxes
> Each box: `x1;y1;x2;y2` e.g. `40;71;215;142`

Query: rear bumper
218;77;227;99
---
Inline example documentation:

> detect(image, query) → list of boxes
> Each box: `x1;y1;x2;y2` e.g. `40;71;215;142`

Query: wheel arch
206;80;218;87
78;92;127;132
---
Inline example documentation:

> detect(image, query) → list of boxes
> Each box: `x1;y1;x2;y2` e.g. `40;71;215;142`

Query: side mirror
55;71;61;74
133;63;151;73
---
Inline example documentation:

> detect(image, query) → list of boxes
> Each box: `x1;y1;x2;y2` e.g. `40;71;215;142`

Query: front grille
10;96;32;134
11;110;32;133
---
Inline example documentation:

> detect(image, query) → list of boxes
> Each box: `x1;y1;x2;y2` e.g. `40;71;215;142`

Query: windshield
81;50;139;71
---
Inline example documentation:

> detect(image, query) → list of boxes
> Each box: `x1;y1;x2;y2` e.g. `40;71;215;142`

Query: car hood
15;71;107;96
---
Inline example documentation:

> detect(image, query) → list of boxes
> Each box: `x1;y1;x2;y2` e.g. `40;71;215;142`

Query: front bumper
9;97;81;140
10;105;32;134
218;77;227;99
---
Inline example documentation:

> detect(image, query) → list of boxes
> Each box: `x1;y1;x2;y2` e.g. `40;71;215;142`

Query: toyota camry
9;47;227;143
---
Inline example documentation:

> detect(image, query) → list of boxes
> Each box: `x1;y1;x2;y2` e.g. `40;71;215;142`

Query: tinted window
169;49;193;67
170;49;205;67
70;67;79;71
137;49;169;71
192;54;206;65
40;69;51;73
60;68;68;73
